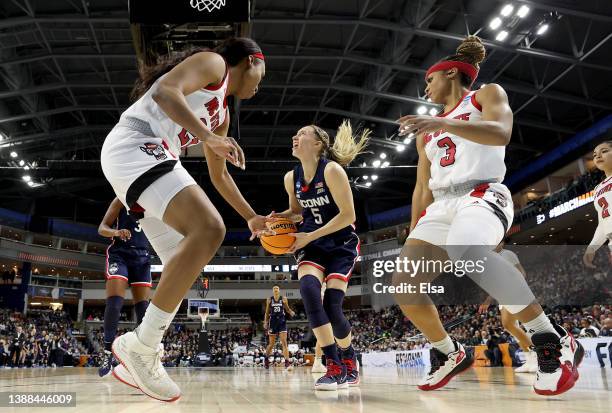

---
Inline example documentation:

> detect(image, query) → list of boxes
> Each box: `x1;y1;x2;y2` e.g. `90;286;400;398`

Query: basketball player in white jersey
393;36;582;396
479;241;537;373
100;37;271;401
584;141;612;268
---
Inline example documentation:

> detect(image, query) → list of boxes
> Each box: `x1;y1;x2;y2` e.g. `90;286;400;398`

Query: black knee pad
299;275;329;329
134;300;149;325
323;288;351;339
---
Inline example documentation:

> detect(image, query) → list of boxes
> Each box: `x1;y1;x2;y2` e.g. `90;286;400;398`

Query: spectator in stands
579;317;600;337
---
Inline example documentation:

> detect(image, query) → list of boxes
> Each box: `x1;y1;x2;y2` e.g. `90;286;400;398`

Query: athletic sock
321;343;341;364
338;344;355;359
431;335;455;355
523;312;559;338
135;303;175;349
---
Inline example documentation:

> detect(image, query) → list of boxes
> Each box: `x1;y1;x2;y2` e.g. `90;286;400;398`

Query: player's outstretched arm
98;197;130;241
584;220;606;268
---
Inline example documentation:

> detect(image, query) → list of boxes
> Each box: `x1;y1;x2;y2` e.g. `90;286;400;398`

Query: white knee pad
139;217;183;264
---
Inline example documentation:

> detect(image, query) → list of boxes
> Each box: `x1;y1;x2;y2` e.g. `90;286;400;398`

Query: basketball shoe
418;340;473;391
515;350;537;373
98;350;113;377
112;331;180;402
264;356;270;369
112;363;138;389
339;346;359;387
532;322;583;396
315;359;348;391
312;358;326;373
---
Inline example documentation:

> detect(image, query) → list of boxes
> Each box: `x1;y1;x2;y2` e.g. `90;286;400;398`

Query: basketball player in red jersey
101;38;272;401
394;36;582;395
584;141;612;268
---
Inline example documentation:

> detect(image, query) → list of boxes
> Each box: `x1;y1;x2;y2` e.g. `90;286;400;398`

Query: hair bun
456;35;486;67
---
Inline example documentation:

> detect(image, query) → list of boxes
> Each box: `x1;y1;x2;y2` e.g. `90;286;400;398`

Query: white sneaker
112;332;180;402
531;330;576;396
515;351;537;373
418;341;473;391
112;363;138;389
312;359;326;374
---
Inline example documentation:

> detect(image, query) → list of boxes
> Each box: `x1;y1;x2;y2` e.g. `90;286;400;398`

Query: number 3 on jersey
437;137;456;167
598;197;610;218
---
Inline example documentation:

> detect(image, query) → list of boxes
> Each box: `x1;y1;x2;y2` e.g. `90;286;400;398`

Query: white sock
431;335;455;355
135;303;177;349
523;312;559;338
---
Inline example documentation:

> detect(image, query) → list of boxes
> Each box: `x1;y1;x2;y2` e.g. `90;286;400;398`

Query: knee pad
134;300;149;325
139;217;183;264
323;288;351;339
299;275;329;329
106;295;124;312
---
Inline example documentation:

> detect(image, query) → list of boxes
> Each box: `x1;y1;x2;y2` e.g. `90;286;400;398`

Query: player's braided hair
439;35;486;87
131;37;262;100
310;120;370;167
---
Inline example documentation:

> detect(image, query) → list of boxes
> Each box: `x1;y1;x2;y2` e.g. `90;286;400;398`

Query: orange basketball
261;218;297;255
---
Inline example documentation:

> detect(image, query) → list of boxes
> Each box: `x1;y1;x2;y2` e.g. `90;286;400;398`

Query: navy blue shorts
295;233;361;282
106;251;152;287
269;319;287;335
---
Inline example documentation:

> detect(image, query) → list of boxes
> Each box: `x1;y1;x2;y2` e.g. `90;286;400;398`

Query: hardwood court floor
0;366;609;413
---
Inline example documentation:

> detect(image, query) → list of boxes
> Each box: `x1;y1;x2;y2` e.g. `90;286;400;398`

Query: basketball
261;219;297;255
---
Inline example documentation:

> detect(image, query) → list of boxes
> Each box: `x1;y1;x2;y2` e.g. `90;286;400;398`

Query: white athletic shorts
408;182;514;248
101;120;197;263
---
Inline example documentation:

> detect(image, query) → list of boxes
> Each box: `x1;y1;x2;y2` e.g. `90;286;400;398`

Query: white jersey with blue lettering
121;55;228;155
423;91;506;191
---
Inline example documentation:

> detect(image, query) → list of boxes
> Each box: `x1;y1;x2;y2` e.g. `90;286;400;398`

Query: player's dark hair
438;35;486;88
311;120;370;167
131;37;262;100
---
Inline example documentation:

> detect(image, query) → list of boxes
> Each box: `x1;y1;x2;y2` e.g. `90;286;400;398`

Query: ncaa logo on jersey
140;143;167;160
108;263;119;275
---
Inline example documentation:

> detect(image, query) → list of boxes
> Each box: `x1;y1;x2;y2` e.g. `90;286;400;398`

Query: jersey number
598;197;610;218
273;306;281;313
311;208;323;224
134;223;142;233
437;137;456;167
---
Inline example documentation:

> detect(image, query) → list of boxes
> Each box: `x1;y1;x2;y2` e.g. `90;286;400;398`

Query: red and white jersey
423;91;506;191
121;61;229;155
593;176;612;238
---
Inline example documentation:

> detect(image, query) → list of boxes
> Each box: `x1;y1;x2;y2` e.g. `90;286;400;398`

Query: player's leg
448;190;583;395
279;331;292;370
312;340;325;373
100;276;127;377
502;307;537;373
298;263;346;390
113;178;225;401
129;261;152;325
265;332;277;369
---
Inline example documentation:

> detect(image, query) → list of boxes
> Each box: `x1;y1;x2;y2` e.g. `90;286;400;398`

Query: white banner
362;349;430;368
578;337;612;368
361;337;612;369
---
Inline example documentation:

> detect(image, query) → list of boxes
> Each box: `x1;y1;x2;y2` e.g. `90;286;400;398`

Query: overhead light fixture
496;30;509;41
516;5;530;18
500;4;514;17
22;175;31;182
380;153;387;159
18;160;25;166
416;106;427;115
381;161;390;168
489;17;502;30
363;175;369;180
403;137;412;144
371;175;378;181
372;159;381;168
23;165;29;170
10;151;18;158
365;182;372;188
537;24;549;35
396;144;405;152
428;108;438;116
27;181;35;187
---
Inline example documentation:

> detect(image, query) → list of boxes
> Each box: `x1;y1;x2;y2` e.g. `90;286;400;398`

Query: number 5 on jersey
311;208;323;224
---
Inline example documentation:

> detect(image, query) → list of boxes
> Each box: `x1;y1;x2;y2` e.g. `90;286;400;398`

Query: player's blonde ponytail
311;120;370;167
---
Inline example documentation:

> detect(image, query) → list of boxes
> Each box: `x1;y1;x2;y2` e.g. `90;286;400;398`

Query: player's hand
266;210;303;224
205;134;245;169
396;115;447;136
263;323;268;331
287;232;312;253
114;229;131;241
248;215;276;241
583;251;596;268
478;296;493;315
